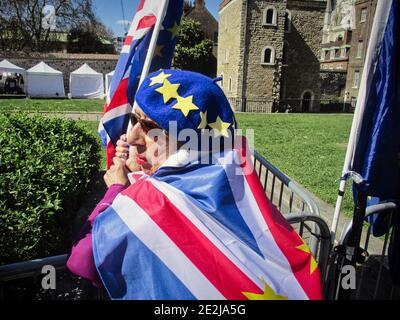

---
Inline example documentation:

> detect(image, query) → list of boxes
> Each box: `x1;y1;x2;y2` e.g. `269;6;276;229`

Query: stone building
218;0;326;112
345;0;377;101
320;0;355;99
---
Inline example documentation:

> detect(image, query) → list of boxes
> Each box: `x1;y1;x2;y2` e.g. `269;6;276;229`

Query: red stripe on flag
106;141;116;170
137;15;157;30
122;181;263;300
236;137;323;300
106;78;129;111
137;0;145;11
124;35;133;46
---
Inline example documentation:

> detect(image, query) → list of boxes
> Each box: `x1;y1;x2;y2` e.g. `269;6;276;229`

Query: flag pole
330;0;391;240
127;0;170;133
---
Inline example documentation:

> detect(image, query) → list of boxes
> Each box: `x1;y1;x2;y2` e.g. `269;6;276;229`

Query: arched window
261;46;275;65
263;6;277;26
285;10;291;32
229;77;232;92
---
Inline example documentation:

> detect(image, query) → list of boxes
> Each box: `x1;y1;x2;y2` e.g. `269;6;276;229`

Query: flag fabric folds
92;137;323;300
350;0;400;282
99;0;183;168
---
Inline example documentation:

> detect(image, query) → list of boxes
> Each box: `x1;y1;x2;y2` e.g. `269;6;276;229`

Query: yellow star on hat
149;71;171;86
296;243;318;275
209;116;231;138
172;95;199;117
197;111;208;129
155;79;180;103
168;21;180;39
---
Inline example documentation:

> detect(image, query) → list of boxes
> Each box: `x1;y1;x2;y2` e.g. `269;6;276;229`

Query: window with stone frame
228;77;232;92
356;41;363;58
263;6;277;26
353;70;360;88
261;46;275;65
360;8;367;23
284;10;291;32
340;47;347;58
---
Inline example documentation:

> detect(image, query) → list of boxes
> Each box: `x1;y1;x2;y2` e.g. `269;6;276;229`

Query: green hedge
0;113;101;264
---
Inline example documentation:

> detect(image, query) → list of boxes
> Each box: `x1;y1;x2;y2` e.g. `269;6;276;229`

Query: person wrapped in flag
67;69;323;300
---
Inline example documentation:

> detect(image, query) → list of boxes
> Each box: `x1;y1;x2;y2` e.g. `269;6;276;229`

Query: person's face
127;107;169;175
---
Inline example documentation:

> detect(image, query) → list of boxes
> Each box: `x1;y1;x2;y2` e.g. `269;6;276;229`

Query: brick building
345;0;377;102
218;0;327;113
319;0;355;99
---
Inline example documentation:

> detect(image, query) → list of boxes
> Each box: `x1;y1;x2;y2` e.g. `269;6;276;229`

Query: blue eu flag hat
135;69;236;150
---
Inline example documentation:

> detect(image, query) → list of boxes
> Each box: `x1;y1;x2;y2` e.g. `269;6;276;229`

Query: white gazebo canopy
105;70;115;96
26;61;65;97
69;63;104;99
0;59;26;75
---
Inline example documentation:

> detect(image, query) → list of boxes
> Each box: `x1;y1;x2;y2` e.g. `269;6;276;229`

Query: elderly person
67;70;322;300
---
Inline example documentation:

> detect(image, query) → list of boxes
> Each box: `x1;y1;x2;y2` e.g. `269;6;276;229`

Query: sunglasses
130;113;161;132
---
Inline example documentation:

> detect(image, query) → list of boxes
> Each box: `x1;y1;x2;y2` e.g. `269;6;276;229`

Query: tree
173;17;213;74
0;0;111;52
67;22;115;54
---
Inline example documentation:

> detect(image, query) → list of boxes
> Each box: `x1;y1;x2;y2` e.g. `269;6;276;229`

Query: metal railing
253;151;331;282
332;202;400;300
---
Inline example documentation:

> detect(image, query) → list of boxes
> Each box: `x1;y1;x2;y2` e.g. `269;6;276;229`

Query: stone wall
282;1;326;111
244;0;286;99
217;0;244;98
320;70;347;98
0;51;118;94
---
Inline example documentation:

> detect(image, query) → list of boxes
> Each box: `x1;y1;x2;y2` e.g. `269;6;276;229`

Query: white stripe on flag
219;152;308;299
112;193;225;300
101;104;132;123
148;178;308;300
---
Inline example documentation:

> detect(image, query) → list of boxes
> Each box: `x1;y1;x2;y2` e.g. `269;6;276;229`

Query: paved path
26;111;103;121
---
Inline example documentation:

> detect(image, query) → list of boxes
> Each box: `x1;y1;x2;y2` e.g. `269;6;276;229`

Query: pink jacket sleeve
66;184;127;288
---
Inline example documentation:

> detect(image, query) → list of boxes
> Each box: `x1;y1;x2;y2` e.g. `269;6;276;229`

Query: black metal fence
228;97;356;113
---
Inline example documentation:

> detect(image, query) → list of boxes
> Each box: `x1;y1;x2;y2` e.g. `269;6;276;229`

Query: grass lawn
0;98;104;113
236;113;354;217
79;113;354;217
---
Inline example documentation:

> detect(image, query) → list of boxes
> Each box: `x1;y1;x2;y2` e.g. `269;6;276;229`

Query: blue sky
92;0;221;37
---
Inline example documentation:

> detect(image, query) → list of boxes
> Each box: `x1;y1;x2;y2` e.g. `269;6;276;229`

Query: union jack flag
99;0;184;168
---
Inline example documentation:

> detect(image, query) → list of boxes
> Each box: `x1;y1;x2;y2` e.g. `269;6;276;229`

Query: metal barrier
331;202;400;300
253;151;332;290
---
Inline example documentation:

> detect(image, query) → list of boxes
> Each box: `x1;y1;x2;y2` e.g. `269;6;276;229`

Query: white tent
26;61;65;97
70;63;104;99
105;70;114;96
0;59;26;76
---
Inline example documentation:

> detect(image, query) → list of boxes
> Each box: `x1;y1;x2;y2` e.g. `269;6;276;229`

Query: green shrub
0;113;101;264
